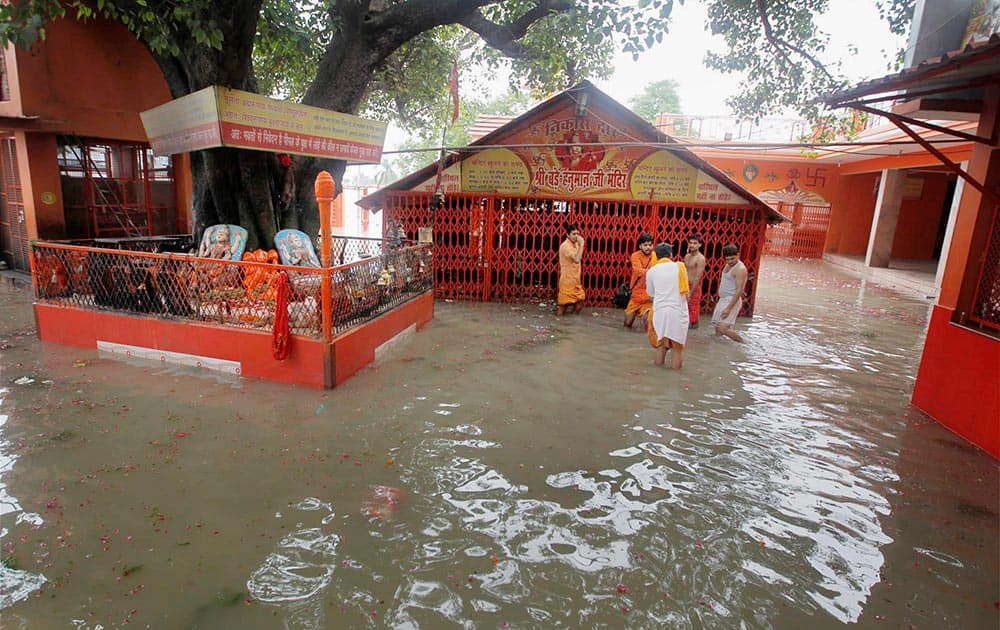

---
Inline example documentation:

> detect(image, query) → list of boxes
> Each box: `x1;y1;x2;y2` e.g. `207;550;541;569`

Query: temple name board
412;100;748;205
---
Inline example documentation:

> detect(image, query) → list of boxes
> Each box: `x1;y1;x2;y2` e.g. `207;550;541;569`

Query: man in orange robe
624;233;655;329
556;224;585;316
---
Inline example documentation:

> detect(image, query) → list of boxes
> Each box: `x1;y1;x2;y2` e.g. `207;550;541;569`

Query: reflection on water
0;381;49;611
0;259;997;628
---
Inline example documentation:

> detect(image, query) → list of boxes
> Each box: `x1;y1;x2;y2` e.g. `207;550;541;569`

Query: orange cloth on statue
557;239;585;305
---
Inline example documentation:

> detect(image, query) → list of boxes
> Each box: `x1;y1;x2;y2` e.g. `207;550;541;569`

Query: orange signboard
140;86;387;163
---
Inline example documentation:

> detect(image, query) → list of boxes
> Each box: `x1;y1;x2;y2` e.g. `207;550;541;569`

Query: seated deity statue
198;224;248;260
275;229;321;268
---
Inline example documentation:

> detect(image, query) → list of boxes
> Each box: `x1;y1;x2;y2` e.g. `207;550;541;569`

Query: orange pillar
315;172;334;343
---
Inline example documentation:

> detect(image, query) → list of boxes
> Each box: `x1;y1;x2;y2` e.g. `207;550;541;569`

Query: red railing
383;191;766;316
31;238;433;339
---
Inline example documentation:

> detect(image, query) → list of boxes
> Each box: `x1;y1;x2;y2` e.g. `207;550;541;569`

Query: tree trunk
148;0;266;247
290;157;348;242
190;148;282;251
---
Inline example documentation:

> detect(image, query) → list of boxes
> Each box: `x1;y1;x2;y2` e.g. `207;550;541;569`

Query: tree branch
755;0;834;80
458;0;574;58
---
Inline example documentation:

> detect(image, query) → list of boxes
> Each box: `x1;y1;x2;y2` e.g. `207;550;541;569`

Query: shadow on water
0;258;996;628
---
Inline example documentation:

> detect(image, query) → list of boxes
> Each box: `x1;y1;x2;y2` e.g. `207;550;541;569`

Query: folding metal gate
763;202;831;258
384;191;767;316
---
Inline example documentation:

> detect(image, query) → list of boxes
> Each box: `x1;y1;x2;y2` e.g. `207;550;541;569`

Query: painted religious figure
554;130;604;171
198;224;248;260
275;229;321;267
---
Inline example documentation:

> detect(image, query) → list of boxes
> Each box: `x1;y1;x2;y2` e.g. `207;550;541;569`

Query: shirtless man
712;244;748;343
684;234;706;328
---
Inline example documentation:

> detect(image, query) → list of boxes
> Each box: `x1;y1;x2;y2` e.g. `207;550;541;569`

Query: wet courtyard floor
0;258;997;629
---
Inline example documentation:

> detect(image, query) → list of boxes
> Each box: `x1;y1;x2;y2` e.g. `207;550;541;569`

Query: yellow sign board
462;148;531;193
140;86;387;163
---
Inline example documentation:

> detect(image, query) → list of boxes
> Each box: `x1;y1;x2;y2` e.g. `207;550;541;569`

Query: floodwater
0;258;997;629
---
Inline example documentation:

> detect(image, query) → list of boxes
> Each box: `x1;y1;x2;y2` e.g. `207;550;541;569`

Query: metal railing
968;205;1000;332
31;236;433;340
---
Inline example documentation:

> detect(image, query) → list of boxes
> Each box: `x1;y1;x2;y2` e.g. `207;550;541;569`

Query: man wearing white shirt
645;243;690;369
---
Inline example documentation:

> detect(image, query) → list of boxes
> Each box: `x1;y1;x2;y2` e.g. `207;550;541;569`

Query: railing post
315;171;335;343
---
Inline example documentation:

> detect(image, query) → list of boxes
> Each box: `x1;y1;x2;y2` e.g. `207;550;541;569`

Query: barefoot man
624;233;655;329
646;243;690;369
684;234;706;329
556;223;585;316
712;244;748;343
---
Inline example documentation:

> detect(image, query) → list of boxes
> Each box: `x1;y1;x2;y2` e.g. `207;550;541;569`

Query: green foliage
476;3;614;94
875;0;916;36
0;0;65;49
704;0;842;121
704;0;914;122
629;79;682;122
363;27;467;130
253;0;329;99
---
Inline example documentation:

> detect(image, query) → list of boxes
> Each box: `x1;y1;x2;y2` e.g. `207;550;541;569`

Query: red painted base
912;305;999;459
34;292;434;389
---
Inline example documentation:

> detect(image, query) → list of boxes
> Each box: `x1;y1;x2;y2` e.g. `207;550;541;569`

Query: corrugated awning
821;34;1000;108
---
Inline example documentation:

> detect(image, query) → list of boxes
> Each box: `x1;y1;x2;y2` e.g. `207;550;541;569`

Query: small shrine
359;81;784;315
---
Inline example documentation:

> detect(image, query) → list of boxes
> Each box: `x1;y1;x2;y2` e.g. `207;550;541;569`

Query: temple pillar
865;169;906;268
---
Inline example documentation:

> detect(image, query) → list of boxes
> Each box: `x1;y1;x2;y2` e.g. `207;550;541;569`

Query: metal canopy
820;35;1000;204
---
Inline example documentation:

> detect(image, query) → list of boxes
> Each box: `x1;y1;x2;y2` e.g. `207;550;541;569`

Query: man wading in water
712;243;748;343
556;224;585;316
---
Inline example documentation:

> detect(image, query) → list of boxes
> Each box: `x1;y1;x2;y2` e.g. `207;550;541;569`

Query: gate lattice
385;191;766;316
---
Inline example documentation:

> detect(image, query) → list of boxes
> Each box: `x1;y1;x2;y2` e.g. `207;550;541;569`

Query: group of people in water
556;224;748;369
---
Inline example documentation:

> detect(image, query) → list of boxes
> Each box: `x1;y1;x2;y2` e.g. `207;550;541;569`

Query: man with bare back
684;233;706;329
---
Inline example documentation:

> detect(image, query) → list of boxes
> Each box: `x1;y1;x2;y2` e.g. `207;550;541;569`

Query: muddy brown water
0;259;997;629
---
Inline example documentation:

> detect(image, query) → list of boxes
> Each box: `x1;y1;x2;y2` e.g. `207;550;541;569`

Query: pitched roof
360;81;786;222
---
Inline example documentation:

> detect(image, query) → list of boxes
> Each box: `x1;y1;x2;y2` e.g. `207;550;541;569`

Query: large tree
629;79;682;123
1;0;913;248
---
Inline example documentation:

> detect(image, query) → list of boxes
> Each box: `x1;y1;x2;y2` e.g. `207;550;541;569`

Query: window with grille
57;138;178;239
968;205;1000;333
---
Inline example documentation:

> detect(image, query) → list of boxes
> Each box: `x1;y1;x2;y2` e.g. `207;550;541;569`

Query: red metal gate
385;191;767;316
764;202;831;258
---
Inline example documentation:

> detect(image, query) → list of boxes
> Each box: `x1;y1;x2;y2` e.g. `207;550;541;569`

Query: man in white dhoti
712;243;748;343
645;243;690;369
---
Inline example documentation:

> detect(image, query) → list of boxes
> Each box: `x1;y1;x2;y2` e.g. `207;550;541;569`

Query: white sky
595;0;907;116
354;0;908;182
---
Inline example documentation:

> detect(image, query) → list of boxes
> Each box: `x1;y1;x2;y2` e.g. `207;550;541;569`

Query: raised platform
823;254;939;299
35;291;434;388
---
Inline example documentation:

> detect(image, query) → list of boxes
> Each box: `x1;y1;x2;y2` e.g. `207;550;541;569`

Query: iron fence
31;238;433;340
968;205;1000;332
383;191;767;316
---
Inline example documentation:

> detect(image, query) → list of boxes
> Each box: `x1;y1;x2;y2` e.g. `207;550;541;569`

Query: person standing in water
624;233;655;329
712;243;748;343
645;243;690;369
556;223;585;316
684;234;706;328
